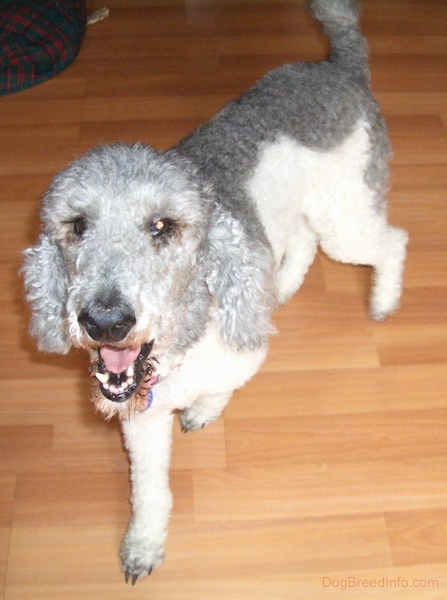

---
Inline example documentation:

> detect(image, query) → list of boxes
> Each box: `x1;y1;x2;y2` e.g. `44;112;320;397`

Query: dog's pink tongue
99;346;141;374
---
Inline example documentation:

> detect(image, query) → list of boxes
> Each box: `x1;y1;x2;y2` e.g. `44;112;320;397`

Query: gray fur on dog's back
176;0;389;235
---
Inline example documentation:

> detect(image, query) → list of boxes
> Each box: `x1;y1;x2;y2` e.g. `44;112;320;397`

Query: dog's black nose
78;304;136;343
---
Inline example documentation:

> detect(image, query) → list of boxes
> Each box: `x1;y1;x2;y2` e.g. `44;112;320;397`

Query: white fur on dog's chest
153;322;267;412
247;120;373;266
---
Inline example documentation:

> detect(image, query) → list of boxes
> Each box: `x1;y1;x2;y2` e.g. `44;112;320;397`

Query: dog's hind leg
300;122;408;320
275;217;318;305
317;211;408;320
120;410;174;583
368;225;409;320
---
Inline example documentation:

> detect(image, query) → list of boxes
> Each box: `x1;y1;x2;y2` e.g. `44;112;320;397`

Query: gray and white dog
23;0;408;584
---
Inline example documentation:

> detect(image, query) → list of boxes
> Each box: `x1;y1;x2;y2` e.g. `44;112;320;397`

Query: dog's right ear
22;234;71;354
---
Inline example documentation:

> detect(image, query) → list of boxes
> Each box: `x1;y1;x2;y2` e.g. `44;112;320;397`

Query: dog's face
23;143;277;419
23;144;214;418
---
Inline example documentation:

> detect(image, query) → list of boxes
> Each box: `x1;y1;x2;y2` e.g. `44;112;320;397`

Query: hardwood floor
1;0;446;597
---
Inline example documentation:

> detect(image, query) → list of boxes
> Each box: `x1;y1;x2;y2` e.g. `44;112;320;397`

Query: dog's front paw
180;406;210;433
120;531;165;585
180;394;230;433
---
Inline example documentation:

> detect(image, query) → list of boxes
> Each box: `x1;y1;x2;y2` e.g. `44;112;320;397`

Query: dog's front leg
119;409;174;584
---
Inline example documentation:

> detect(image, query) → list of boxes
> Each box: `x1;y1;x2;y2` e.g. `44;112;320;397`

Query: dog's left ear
205;205;278;351
22;234;71;354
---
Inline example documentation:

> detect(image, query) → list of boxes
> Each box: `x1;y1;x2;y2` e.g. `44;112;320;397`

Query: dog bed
0;0;87;95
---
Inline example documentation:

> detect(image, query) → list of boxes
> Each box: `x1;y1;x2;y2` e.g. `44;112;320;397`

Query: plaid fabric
0;0;87;95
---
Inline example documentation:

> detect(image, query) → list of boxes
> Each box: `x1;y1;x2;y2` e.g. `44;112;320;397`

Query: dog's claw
124;571;139;585
124;566;153;585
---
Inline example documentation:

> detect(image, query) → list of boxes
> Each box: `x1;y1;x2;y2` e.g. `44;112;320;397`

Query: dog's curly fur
23;0;408;584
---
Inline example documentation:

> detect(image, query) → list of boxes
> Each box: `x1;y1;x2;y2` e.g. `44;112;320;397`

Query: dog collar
143;389;154;412
140;375;158;412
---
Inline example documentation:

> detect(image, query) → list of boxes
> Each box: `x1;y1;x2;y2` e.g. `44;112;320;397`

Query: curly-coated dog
23;0;408;584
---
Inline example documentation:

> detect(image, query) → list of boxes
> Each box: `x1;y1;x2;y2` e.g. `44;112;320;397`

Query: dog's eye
73;217;88;237
149;218;174;238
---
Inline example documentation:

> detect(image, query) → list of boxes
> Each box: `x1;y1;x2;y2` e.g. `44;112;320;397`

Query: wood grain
0;0;446;598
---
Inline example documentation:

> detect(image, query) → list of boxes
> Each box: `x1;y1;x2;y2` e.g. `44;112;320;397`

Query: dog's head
22;143;276;419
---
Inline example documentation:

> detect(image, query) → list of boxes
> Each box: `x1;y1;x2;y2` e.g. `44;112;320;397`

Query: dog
22;0;408;584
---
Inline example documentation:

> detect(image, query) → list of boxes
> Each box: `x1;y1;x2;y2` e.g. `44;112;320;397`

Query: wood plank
193;460;447;522
386;508;447;567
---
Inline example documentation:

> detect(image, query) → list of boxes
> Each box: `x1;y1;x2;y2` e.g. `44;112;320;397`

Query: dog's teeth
126;365;134;377
109;384;120;394
95;371;109;384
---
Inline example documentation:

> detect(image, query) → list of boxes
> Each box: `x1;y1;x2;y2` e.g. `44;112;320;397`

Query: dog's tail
310;0;369;81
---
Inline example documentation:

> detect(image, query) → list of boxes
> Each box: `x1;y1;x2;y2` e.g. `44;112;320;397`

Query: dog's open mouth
93;341;154;403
